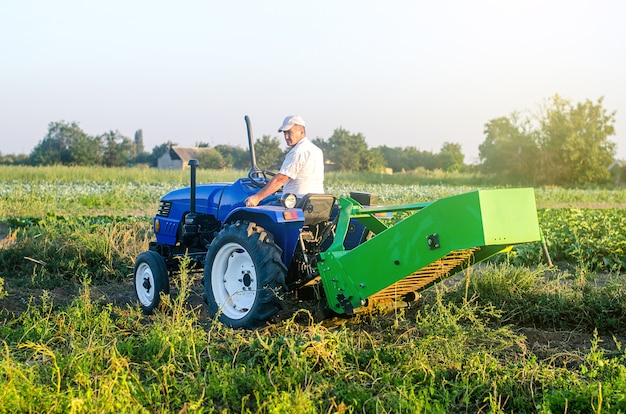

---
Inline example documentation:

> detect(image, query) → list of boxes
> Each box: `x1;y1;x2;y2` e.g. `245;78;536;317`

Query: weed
449;264;626;335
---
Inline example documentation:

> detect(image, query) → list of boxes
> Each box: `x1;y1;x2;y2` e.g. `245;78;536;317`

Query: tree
411;148;438;171
376;145;439;172
101;130;133;167
197;148;226;169
479;95;617;186
365;147;386;172
479;115;539;184
134;129;144;156
311;137;330;153
254;135;283;170
323;128;374;171
538;95;615;185
377;146;405;172
69;134;103;166
0;153;30;165
437;142;465;172
30;121;93;165
214;144;249;169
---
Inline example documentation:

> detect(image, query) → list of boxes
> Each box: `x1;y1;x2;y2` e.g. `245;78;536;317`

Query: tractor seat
296;194;336;226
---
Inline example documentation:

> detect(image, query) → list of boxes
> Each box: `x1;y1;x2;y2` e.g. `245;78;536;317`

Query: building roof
168;146;212;161
609;159;626;170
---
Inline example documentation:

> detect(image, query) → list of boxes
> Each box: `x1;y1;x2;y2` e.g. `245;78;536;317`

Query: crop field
1;166;625;413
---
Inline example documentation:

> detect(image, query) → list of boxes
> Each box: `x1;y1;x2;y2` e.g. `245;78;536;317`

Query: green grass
0;215;151;288
446;263;626;334
0;164;243;184
1;165;626;412
1;268;625;413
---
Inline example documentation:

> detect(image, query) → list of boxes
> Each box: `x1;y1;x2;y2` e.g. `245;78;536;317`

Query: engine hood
160;182;230;217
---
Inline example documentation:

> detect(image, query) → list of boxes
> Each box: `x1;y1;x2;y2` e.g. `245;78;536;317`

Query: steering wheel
248;168;277;188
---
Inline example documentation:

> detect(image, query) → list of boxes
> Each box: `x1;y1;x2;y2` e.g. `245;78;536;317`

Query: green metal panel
318;188;540;314
478;188;540;244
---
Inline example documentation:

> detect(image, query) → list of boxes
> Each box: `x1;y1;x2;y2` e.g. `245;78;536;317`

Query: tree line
479;95;617;186
0;123;467;174
0;94;618;186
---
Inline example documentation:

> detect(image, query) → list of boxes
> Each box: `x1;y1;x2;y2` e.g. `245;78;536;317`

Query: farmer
245;115;324;207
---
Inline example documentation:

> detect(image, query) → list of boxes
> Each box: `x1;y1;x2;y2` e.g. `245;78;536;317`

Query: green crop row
506;208;626;271
2;165;626;220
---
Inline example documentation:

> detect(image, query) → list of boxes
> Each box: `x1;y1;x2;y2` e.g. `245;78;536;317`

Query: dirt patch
0;280;77;317
518;327;623;364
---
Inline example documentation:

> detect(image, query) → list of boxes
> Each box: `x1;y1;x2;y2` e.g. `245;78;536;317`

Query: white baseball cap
278;115;306;132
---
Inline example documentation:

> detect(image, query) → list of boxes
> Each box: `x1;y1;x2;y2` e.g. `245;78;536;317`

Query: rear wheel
133;251;169;314
204;221;287;329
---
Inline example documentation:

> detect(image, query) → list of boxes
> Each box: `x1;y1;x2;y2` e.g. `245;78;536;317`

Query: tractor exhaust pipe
188;159;198;214
183;158;200;241
245;115;260;174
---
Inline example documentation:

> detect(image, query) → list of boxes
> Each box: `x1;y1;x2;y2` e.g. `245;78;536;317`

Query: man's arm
244;173;289;207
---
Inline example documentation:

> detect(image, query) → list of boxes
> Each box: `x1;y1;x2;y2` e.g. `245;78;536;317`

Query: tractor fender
224;207;305;267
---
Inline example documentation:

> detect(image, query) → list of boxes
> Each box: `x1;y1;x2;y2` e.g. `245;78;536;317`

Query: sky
1;0;625;164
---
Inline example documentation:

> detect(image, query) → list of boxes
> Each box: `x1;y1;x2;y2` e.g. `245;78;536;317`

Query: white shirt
279;137;324;195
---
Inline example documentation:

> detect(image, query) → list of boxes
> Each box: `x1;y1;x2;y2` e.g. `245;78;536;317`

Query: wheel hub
142;277;152;292
242;272;252;288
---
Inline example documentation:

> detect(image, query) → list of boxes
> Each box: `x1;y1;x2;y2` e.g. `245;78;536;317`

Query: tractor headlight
280;193;297;209
154;218;161;233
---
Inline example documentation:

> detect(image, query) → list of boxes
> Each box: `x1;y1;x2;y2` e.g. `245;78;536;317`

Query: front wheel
133;251;169;314
204;221;287;329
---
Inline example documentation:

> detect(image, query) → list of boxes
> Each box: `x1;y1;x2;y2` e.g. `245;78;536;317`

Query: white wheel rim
211;242;257;320
135;262;155;307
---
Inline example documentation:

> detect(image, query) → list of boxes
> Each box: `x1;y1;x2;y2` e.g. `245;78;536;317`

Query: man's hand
245;195;261;207
244;173;290;207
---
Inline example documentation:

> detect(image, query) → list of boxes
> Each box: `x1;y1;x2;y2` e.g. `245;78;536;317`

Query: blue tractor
133;116;339;329
133;116;542;329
